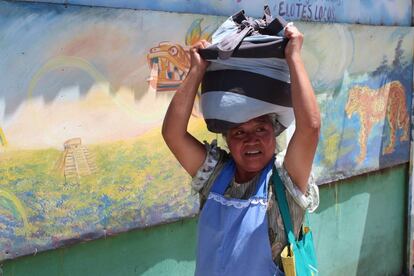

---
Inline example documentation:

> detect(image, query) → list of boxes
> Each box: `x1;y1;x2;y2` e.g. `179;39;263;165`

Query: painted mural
0;1;220;261
18;0;413;26
303;23;413;183
409;44;414;275
1;0;413;261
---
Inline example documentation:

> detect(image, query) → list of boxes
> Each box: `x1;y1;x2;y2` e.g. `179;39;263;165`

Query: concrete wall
1;164;407;276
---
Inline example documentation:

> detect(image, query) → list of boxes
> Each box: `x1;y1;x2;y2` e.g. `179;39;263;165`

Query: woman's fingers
200;40;211;48
191;39;210;50
284;25;304;59
285;25;302;39
189;40;210;72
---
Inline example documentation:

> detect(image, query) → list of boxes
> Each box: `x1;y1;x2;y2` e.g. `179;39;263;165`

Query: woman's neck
234;169;259;183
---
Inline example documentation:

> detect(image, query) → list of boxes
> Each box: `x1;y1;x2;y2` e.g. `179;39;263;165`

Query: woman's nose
244;132;258;143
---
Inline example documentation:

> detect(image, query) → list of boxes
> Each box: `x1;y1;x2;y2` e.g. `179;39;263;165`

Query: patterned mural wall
409;18;414;272
0;0;220;261
1;0;413;262
409;95;414;274
305;24;413;183
16;0;413;26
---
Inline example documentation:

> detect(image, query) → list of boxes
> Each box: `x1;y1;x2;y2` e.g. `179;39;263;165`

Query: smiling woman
162;14;320;276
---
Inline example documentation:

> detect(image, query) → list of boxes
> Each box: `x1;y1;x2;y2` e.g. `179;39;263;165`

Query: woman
162;24;320;275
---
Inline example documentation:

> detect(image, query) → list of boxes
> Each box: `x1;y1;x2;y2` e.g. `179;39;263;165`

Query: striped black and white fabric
199;6;294;135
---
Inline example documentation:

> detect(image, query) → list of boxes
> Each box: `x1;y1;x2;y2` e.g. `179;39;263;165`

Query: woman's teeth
245;150;261;155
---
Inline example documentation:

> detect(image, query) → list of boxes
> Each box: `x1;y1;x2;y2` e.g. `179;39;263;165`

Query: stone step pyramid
57;138;97;181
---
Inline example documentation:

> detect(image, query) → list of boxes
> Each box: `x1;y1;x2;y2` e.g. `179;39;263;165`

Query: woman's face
226;115;276;182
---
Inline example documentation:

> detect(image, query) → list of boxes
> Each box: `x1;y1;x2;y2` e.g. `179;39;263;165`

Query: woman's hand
189;40;210;75
284;24;304;61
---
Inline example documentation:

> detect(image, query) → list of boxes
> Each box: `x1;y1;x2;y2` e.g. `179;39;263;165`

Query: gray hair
221;113;286;139
268;113;286;137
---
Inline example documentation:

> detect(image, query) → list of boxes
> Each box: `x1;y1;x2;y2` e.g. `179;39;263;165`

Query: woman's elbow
296;124;320;146
161;121;173;143
309;116;321;134
162;122;186;148
161;122;167;137
309;120;321;140
299;116;321;137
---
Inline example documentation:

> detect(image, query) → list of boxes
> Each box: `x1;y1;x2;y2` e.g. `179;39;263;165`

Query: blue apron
195;159;284;276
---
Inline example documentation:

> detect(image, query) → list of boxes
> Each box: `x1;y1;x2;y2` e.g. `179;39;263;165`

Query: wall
1;164;407;275
313;165;407;275
1;1;412;261
15;0;413;25
1;0;412;274
0;1;218;260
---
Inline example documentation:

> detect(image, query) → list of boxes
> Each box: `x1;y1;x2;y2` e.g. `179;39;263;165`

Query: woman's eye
234;130;244;136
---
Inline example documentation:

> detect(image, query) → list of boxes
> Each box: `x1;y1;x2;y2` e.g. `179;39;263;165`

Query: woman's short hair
221;113;286;140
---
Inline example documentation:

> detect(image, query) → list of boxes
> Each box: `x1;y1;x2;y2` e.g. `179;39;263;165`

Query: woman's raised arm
283;25;321;194
162;41;210;177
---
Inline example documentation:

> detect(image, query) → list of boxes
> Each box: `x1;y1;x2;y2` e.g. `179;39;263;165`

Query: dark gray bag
199;6;294;135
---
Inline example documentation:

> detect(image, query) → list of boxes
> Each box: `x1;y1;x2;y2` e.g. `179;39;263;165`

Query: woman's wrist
188;66;206;81
286;52;303;66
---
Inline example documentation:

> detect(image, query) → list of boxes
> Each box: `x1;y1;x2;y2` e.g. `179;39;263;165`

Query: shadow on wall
312;164;406;276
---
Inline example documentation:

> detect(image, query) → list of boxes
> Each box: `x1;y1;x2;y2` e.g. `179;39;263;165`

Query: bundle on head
198;6;294;136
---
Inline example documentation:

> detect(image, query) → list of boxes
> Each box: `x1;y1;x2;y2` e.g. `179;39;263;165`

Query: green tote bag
272;167;318;276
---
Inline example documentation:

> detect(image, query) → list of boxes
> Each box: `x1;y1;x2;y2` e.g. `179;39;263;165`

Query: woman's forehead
246;115;272;124
233;115;272;129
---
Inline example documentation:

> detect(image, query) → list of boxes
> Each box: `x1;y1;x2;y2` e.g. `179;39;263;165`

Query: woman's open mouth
245;150;262;156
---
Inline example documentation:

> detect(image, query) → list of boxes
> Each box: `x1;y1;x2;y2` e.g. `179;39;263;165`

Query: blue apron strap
210;159;236;195
210;157;275;197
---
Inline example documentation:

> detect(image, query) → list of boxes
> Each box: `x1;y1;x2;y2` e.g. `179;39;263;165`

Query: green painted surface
1;219;198;276
1;165;407;276
311;164;407;276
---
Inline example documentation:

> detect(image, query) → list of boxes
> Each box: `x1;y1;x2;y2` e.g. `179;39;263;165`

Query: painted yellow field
0;118;217;259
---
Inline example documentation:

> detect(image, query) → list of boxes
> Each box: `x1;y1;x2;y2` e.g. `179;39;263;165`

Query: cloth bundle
199;6;294;135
